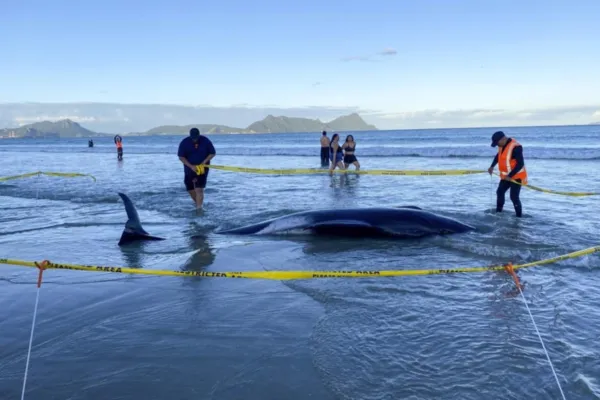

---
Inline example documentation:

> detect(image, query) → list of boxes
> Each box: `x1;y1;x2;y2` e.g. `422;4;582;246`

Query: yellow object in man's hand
196;164;206;175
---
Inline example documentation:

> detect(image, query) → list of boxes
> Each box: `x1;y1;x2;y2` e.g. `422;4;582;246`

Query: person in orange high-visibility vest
488;131;527;217
114;135;123;161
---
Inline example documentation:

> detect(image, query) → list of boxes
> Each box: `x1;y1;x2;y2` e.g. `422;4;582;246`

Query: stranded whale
116;192;475;246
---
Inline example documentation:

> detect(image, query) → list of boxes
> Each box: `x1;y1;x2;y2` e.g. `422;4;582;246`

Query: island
0;113;377;138
129;112;377;135
0;119;105;139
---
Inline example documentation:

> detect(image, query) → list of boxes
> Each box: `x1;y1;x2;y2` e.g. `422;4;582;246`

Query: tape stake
34;260;49;288
504;262;522;291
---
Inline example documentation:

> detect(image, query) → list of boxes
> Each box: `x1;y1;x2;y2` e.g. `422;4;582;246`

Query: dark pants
117;147;123;160
320;147;329;167
184;169;209;191
496;179;522;217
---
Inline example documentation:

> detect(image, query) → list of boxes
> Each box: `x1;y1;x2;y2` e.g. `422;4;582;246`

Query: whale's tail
117;192;165;246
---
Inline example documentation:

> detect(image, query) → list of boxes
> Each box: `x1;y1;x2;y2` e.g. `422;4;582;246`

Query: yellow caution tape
196;164;598;197
0;171;97;183
195;164;486;176
491;172;599;197
1;245;598;280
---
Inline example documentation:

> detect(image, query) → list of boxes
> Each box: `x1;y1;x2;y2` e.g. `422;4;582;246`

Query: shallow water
1;126;600;399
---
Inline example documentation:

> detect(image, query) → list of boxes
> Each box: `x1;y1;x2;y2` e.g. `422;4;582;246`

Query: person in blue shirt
177;128;216;209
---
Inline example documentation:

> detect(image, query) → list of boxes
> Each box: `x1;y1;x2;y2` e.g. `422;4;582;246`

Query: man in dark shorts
320;131;330;167
177;128;216;209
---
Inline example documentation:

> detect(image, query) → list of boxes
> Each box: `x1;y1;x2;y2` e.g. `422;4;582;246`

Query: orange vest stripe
498;139;528;185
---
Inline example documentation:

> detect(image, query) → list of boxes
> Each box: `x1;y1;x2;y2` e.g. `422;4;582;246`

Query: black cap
322;130;327;135
190;128;200;138
491;131;505;147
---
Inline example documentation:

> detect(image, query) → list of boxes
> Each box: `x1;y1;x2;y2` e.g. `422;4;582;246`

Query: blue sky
1;0;600;130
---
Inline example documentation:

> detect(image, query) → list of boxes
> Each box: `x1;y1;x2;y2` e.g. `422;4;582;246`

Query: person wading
178;128;216;209
328;133;345;175
320;131;330;167
114;135;123;160
488;130;527;217
342;134;360;170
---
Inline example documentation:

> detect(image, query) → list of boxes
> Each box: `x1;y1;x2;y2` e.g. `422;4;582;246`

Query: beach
1;125;600;400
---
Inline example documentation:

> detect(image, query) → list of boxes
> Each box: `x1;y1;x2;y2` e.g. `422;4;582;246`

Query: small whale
116;193;475;245
215;207;475;238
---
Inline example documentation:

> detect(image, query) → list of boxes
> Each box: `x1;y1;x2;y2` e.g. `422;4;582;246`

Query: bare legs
187;188;204;209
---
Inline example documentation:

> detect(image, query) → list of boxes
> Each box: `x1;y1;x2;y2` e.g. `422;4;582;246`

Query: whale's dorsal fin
117;192;165;246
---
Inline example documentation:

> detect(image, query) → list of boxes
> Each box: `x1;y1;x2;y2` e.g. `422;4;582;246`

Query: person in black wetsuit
488;131;528;217
342;134;360;170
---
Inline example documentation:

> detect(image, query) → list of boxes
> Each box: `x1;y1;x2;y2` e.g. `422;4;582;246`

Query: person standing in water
488;130;527;217
320;131;330;167
328;133;345;174
342;134;360;170
178;127;216;209
114;135;123;160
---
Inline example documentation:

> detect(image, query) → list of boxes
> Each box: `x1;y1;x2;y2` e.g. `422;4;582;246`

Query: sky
1;0;600;131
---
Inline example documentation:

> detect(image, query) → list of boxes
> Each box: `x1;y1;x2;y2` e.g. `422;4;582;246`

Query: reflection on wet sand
119;243;143;268
181;234;217;272
329;173;360;190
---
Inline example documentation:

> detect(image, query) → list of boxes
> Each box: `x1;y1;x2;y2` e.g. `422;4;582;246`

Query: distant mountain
328;113;378;131
135;112;377;135
246;113;377;133
140;124;246;135
0;113;377;138
589;122;600;125
246;115;322;133
0;119;104;138
0;102;374;133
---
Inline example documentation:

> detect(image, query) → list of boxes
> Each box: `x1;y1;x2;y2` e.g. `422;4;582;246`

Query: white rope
517;284;567;400
21;286;41;400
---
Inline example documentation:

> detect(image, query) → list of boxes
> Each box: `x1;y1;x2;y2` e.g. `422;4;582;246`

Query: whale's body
216;207;475;238
116;192;475;246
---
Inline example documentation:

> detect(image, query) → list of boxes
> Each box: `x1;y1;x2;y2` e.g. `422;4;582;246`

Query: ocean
1;125;599;400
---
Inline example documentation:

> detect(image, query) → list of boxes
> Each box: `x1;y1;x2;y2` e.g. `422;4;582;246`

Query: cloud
365;105;600;129
378;48;397;56
341;48;397;62
13;115;98;125
312;82;322;87
340;55;373;62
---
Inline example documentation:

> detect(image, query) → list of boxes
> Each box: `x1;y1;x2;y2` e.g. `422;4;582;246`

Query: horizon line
1;120;597;137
